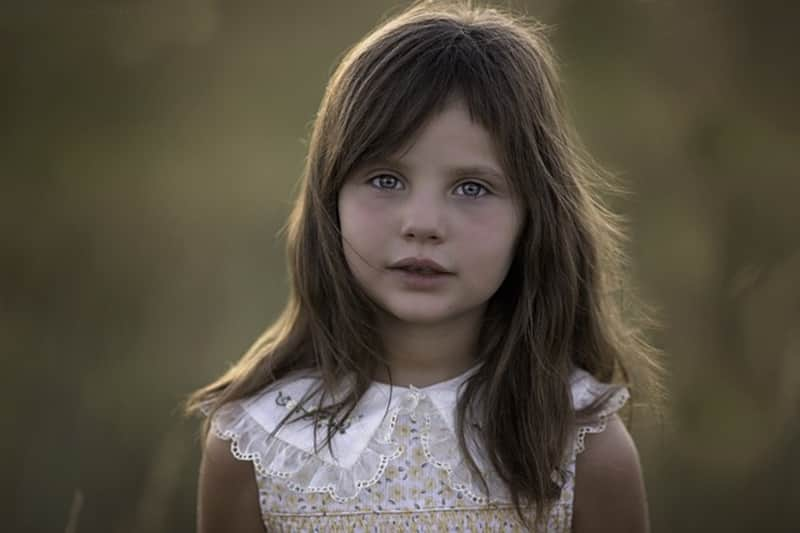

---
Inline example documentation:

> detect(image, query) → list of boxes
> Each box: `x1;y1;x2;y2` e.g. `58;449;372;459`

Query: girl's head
293;0;623;377
189;0;660;521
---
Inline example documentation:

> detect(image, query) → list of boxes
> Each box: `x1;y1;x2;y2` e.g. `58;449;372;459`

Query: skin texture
573;415;650;533
338;96;523;387
197;433;265;533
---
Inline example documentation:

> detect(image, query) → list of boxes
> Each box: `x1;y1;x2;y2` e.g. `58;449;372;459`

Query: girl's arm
197;433;265;533
572;414;650;533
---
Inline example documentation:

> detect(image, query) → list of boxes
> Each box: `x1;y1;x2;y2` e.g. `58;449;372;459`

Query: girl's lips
389;267;452;290
388;257;451;274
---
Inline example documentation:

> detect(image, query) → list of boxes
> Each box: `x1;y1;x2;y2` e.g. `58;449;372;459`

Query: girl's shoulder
568;370;648;532
568;367;630;454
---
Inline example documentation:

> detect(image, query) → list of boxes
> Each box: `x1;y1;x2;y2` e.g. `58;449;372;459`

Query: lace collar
238;364;481;467
209;365;628;503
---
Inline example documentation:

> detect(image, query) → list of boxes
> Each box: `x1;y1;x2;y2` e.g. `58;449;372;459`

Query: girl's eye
455;181;489;198
366;175;488;197
368;174;403;190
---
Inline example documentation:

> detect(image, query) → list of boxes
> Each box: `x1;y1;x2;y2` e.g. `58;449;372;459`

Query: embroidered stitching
275;390;361;434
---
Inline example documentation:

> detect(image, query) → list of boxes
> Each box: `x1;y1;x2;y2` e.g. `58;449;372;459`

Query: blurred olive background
2;1;798;531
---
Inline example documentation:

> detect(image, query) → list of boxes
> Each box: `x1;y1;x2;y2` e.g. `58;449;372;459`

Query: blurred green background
2;1;798;531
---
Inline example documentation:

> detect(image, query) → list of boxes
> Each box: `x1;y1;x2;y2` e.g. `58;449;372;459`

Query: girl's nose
402;224;442;243
400;195;444;243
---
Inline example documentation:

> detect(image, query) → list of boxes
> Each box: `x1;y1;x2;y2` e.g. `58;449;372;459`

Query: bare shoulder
573;414;650;533
197;432;265;533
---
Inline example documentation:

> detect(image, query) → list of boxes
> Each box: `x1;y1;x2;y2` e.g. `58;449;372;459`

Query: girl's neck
373;309;483;388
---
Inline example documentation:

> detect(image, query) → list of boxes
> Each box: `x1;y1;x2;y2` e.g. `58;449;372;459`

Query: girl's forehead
339;84;523;191
368;97;503;163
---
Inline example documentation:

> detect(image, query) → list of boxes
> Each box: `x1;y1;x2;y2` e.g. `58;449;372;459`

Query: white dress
207;366;628;532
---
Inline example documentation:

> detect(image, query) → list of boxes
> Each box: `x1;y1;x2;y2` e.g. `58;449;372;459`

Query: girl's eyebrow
362;157;506;182
450;165;506;182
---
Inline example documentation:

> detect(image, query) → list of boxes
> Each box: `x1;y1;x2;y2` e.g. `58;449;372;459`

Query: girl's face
338;97;523;328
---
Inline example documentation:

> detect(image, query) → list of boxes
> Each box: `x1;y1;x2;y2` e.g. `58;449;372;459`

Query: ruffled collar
209;365;628;503
239;363;482;468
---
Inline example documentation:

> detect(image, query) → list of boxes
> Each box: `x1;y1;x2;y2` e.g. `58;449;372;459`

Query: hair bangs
330;19;518;189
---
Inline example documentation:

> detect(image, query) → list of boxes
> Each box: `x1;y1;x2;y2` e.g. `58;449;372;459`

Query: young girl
187;1;660;531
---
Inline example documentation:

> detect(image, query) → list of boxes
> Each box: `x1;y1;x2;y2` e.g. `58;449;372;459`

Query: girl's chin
387;314;454;327
377;304;477;328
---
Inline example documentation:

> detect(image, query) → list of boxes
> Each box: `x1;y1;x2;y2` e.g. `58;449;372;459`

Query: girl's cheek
341;195;396;245
351;199;392;229
460;207;518;239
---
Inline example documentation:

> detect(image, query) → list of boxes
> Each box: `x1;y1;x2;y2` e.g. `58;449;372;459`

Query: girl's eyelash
368;174;403;190
367;175;491;197
454;181;490;198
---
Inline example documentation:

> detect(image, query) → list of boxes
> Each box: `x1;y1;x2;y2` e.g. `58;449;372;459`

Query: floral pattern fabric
207;367;629;532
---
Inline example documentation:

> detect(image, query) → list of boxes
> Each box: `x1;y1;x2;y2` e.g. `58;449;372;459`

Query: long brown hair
187;0;662;524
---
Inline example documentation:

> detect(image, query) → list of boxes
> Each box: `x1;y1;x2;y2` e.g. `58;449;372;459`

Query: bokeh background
2;1;798;531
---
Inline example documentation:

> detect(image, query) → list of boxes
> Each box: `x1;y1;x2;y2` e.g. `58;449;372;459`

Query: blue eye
369;174;403;190
455;181;489;198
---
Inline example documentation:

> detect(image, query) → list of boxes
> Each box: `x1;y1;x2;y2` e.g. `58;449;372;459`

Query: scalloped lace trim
408;388;509;504
573;387;630;454
208;386;510;504
207;377;629;503
209;399;403;502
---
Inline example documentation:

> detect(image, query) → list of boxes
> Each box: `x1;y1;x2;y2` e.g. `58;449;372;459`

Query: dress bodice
207;367;628;532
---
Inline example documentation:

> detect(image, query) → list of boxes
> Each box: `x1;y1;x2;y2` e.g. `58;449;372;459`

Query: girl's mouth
388;266;452;289
392;266;440;275
388;257;452;274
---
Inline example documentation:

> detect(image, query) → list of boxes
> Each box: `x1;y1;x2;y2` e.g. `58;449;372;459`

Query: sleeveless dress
206;366;628;532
